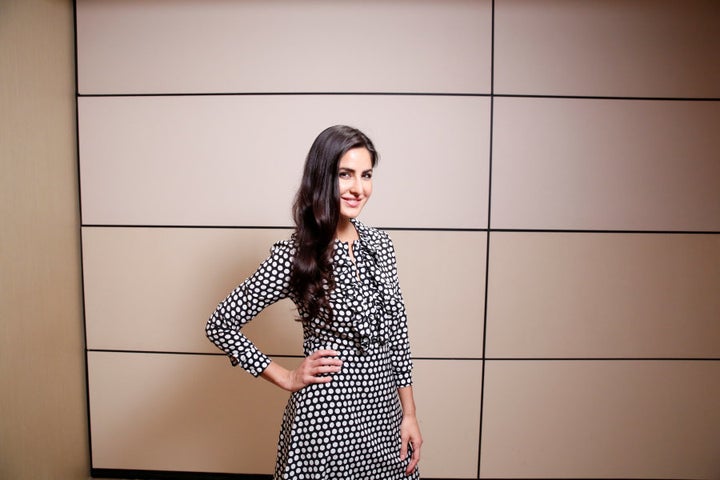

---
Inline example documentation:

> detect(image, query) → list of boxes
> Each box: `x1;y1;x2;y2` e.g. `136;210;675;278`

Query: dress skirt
274;341;418;480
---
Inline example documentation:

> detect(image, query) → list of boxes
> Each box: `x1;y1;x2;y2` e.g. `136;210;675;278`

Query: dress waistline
304;334;387;355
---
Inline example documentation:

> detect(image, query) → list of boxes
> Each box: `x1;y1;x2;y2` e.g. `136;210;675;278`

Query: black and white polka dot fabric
206;219;417;479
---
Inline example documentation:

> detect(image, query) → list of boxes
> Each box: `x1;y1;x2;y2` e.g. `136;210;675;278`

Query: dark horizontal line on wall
87;349;234;357
489;228;720;235
495;93;720;102
80;224;486;231
87;349;308;359
81;223;486;232
91;468;271;479
89;468;699;480
410;356;720;362
91;471;503;480
485;357;720;362
82;224;294;230
80;224;720;235
86;350;720;362
77;91;491;98
75;91;720;102
382;226;486;232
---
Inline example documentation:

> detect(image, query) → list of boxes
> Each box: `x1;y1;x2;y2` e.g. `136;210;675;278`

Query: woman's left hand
400;413;422;475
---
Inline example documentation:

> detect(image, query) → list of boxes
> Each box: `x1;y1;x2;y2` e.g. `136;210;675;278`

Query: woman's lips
342;197;362;207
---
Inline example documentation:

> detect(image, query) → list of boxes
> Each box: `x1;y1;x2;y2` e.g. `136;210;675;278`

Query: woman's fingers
401;435;421;475
308;349;341;361
314;363;340;374
399;414;422;475
406;444;421;474
292;349;343;388
308;350;343;370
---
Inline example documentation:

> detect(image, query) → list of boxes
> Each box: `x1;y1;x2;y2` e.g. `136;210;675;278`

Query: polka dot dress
206;219;418;480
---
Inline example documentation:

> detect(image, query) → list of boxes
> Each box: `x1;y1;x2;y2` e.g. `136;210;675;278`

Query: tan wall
0;1;87;479
77;1;720;479
4;0;718;479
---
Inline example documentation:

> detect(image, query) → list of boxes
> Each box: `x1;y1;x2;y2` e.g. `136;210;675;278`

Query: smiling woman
337;146;374;231
206;125;422;480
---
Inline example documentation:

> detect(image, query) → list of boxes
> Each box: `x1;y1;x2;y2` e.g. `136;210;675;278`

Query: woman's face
337;147;373;221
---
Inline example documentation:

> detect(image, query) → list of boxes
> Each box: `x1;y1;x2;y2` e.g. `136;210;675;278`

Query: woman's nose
349;176;363;195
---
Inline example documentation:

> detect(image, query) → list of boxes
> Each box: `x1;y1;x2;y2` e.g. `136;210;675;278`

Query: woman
206;125;422;479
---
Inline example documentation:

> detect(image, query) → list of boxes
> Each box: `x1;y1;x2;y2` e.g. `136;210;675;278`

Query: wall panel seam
77;92;493;98
86;350;720;362
478;1;496;476
76;92;720;101
80;225;720;234
73;0;95;473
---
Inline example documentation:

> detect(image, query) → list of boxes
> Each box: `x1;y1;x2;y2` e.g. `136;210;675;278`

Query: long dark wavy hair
290;125;378;320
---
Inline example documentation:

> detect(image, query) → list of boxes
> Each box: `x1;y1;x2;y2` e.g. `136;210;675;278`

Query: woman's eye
362;172;373;179
338;171;349;179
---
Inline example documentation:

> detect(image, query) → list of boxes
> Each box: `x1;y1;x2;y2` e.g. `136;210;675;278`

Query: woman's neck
336;218;359;243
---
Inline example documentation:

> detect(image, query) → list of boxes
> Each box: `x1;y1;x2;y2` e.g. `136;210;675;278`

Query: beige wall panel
83;228;488;358
495;0;720;98
83;227;302;355
76;0;491;95
408;359;482;478
88;351;301;473
480;360;720;479
0;1;87;479
79;95;489;228
88;354;482;477
486;233;720;358
393;230;486;358
492;98;720;230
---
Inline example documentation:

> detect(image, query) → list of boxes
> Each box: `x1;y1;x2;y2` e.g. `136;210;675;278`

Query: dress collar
349;218;379;256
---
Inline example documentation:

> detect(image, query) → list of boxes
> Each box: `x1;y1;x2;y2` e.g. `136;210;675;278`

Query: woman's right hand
261;349;342;392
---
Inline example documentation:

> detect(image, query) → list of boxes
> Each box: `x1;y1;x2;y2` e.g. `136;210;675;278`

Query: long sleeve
382;236;414;388
205;241;294;377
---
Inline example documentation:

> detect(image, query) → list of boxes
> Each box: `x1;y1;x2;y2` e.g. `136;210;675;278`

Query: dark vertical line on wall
72;0;93;473
478;0;495;478
73;0;82;224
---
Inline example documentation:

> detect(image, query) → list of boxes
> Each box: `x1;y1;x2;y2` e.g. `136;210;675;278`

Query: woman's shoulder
352;219;394;250
269;236;297;259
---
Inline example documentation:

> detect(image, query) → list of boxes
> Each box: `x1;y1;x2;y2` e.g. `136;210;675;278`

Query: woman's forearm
398;385;417;417
260;361;292;391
